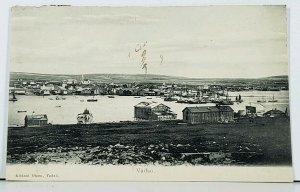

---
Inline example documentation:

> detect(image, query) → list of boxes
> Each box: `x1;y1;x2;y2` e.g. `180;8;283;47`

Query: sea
8;91;289;126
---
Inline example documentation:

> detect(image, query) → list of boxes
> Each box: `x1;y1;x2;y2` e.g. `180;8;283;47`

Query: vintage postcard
6;6;293;181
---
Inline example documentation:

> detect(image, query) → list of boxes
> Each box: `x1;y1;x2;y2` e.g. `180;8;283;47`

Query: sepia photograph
6;5;292;181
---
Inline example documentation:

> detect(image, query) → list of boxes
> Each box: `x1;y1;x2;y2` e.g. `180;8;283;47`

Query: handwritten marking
135;44;142;52
143;41;147;47
160;55;164;65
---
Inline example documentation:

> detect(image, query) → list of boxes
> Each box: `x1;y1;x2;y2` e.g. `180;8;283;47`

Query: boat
48;98;54;100
77;109;93;124
187;99;207;104
257;96;267;103
176;98;189;103
80;99;84;102
164;97;177;101
55;106;61;108
87;98;98;102
217;100;234;105
268;94;278;103
235;95;243;103
9;92;17;102
107;95;115;98
17;110;27;113
216;92;233;105
134;96;141;98
56;96;66;100
146;97;152;99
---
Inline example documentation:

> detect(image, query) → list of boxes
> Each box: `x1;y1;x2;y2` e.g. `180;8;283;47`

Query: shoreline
8;116;289;129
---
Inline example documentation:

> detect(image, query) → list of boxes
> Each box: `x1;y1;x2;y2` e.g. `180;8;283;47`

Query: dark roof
183;106;233;113
135;102;170;109
264;109;285;115
25;114;48;121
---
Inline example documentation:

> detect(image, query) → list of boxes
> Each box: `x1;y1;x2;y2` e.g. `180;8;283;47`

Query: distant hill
263;75;289;80
9;72;288;85
9;72;187;84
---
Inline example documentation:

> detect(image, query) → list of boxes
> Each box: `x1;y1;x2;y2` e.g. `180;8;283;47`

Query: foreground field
7;117;292;166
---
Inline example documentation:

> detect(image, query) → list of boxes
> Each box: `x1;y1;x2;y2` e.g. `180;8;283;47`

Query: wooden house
134;102;177;121
24;114;48;127
182;106;234;124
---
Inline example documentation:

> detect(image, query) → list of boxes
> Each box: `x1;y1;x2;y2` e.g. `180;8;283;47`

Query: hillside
9;72;288;85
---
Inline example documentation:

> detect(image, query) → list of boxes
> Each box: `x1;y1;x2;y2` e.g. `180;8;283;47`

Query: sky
9;6;288;78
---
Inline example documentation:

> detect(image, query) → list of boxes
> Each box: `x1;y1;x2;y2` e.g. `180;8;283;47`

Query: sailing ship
268;94;278;103
216;92;233;105
235;94;243;103
77;109;93;124
9;92;17;102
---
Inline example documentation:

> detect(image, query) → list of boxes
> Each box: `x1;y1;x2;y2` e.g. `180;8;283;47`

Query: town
8;73;289;127
9;74;288;99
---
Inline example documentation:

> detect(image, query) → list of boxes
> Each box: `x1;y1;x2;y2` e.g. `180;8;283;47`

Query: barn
24;114;48;127
182;106;234;124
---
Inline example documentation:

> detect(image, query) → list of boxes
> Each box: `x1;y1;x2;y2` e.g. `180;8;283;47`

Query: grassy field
7;117;292;166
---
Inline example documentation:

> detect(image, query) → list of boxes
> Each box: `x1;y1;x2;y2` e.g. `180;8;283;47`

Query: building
245;104;265;116
263;109;286;117
40;90;50;96
237;110;246;117
134;102;177;121
182;106;234;124
117;88;135;96
83;88;91;95
24;114;48;127
246;106;256;114
81;75;91;85
66;79;78;85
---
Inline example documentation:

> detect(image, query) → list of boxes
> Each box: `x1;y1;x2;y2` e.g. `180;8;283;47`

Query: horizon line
9;71;288;80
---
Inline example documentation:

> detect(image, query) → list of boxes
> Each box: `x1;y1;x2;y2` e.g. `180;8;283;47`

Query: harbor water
8;91;289;126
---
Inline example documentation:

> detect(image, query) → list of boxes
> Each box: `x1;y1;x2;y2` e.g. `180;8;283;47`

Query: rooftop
135;101;170;109
25;114;48;121
183;106;233;113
